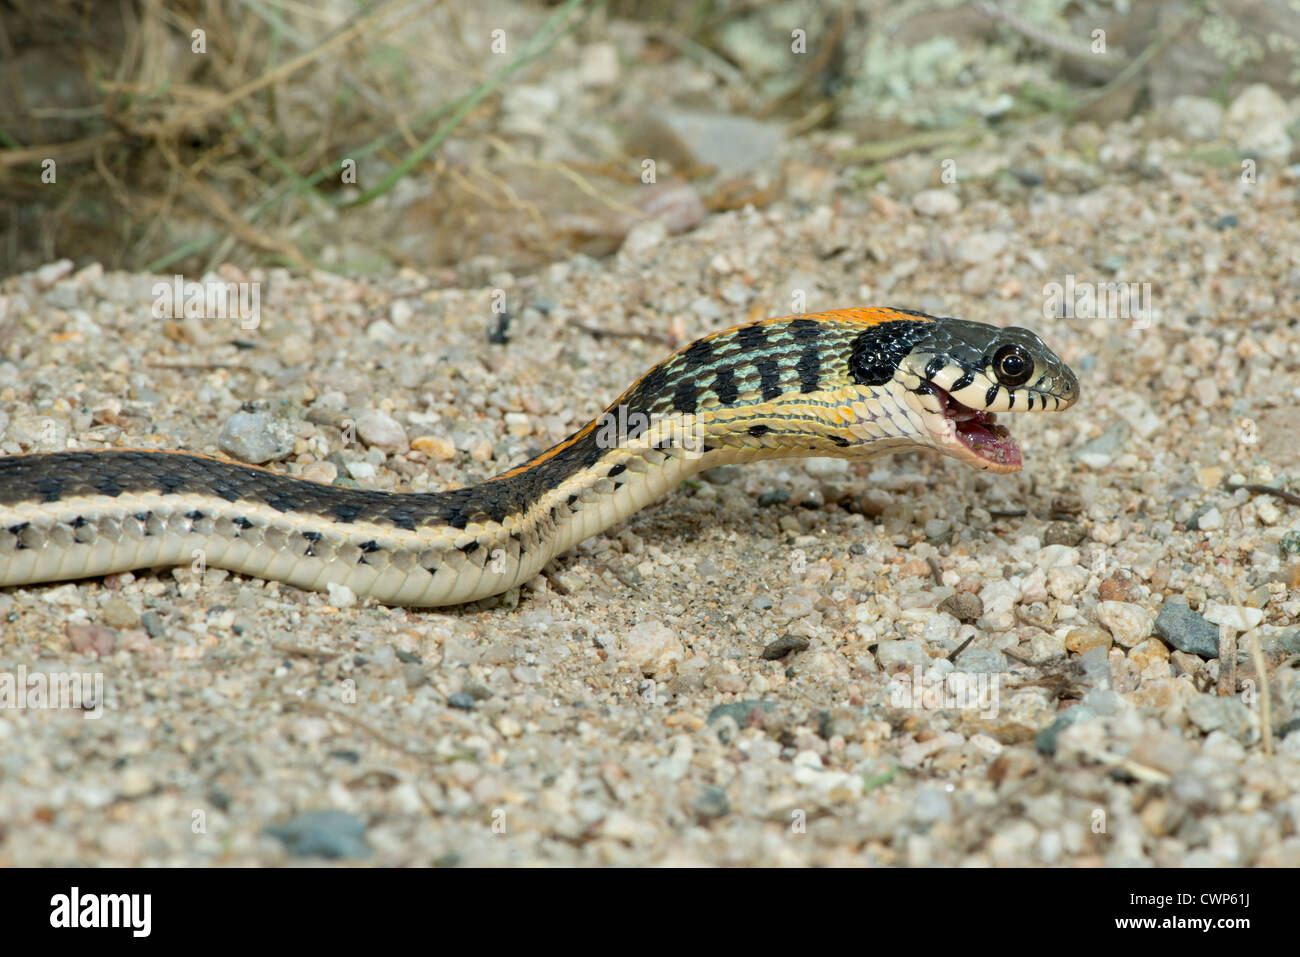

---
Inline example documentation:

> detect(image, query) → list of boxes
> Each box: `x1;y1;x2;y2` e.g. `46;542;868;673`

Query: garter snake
0;308;1078;607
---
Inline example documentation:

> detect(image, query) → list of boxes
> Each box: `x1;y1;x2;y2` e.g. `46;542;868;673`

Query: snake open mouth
930;384;1022;470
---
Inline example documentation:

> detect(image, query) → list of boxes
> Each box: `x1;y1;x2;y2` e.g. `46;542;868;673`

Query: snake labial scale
0;308;1078;607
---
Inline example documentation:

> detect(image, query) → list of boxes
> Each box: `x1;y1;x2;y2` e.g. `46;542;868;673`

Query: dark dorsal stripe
714;367;739;406
789;318;820;340
681;337;714;368
36;475;64;502
672;379;698;415
735;324;767;350
796;348;821;393
757;358;782;401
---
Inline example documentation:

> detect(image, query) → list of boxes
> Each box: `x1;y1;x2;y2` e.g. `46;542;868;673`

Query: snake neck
532;381;923;559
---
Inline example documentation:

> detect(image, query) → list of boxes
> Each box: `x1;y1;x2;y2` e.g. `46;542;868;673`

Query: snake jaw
926;383;1023;473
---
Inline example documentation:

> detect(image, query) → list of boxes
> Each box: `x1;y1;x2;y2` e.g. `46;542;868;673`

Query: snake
0;307;1078;607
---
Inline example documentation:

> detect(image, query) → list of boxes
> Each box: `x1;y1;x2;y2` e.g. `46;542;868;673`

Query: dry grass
0;0;591;275
0;0;1275;279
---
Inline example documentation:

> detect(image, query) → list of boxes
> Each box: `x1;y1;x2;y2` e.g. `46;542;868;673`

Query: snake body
0;308;1078;607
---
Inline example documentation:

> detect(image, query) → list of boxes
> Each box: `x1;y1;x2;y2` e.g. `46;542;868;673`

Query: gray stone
1188;505;1222;531
355;409;408;451
1154;597;1219;658
877;639;929;670
691;786;730;821
218;410;293;464
817;708;859;741
913;189;961;217
1036;705;1096;755
702;465;740;485
1081;688;1124;715
952;231;1009;265
442;634;483;667
912;787;953;824
1225;84;1293;159
140;611;167;639
1076;645;1112;690
954;648;1008;674
264;810;370;859
707;699;775;726
1166;95;1224;141
629;110;783;177
1186;695;1258;745
1072;421;1129;468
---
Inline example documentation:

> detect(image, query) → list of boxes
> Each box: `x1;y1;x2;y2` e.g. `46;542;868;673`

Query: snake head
849;314;1080;474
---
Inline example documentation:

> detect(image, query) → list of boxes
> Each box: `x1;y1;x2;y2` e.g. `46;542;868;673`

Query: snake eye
993;344;1034;387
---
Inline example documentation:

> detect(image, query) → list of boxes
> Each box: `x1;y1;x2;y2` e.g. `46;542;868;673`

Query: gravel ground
2;111;1300;866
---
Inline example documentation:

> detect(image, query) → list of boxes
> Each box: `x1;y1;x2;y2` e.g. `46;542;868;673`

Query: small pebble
1202;601;1262;632
264;810;370;860
1095;601;1152;649
1043;522;1086;546
691;786;731;821
355;409;408;451
761;634;809;660
913;189;961;217
1191;506;1223;531
621;621;684;676
218;410;293;464
412;435;457;460
938;592;982;623
101;599;139;630
1036;705;1097;755
1065;627;1112;654
67;623;115;656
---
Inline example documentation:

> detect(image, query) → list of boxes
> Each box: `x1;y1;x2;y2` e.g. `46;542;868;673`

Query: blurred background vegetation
1;0;1296;280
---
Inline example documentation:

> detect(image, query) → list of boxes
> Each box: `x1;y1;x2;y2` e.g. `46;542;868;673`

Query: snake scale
0;307;1078;606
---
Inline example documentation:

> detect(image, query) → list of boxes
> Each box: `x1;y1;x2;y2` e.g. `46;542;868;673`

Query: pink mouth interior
930;385;1022;468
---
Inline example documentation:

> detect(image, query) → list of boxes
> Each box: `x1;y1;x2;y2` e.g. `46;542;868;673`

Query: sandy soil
2;112;1299;865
